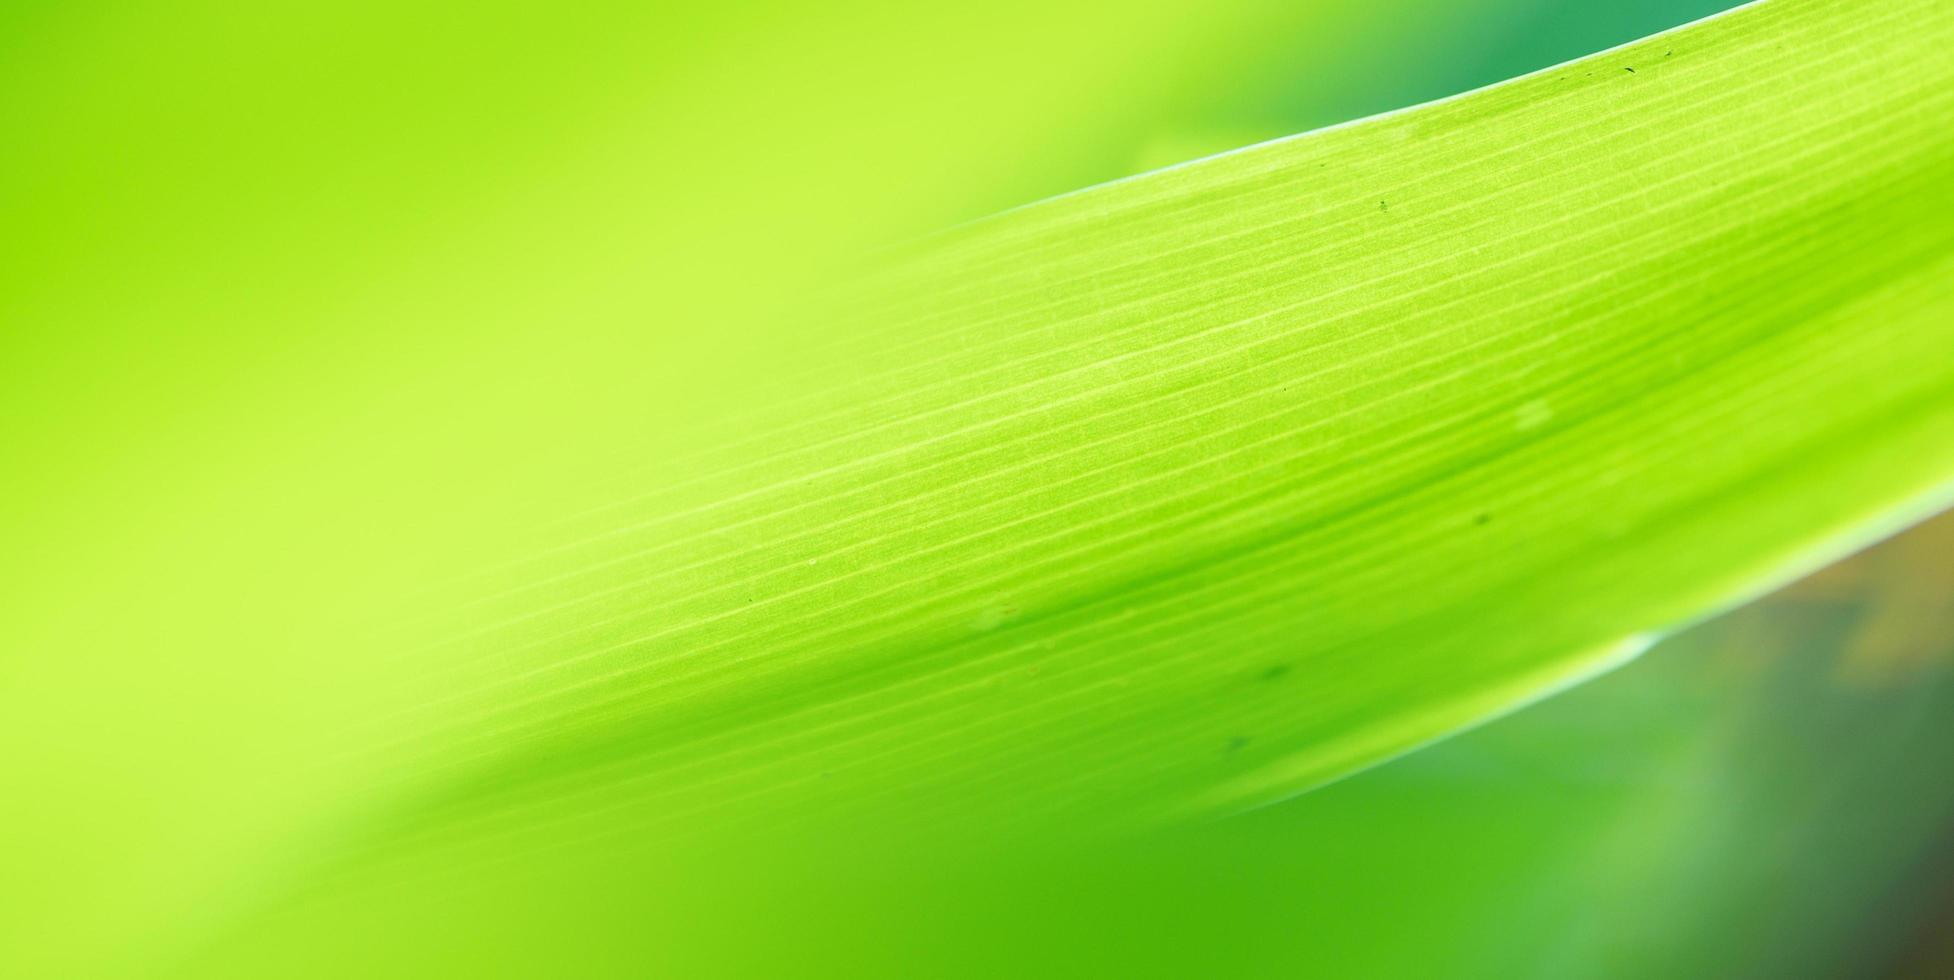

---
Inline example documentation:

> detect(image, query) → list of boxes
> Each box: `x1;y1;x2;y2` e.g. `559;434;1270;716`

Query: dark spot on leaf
1379;200;1388;211
1260;664;1291;682
1624;66;1636;73
1475;513;1491;526
1226;736;1251;753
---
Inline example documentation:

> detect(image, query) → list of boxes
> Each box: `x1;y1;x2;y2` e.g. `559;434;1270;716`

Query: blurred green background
8;0;1953;976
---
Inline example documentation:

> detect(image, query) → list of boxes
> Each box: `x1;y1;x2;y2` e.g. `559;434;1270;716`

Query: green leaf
359;0;1954;855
